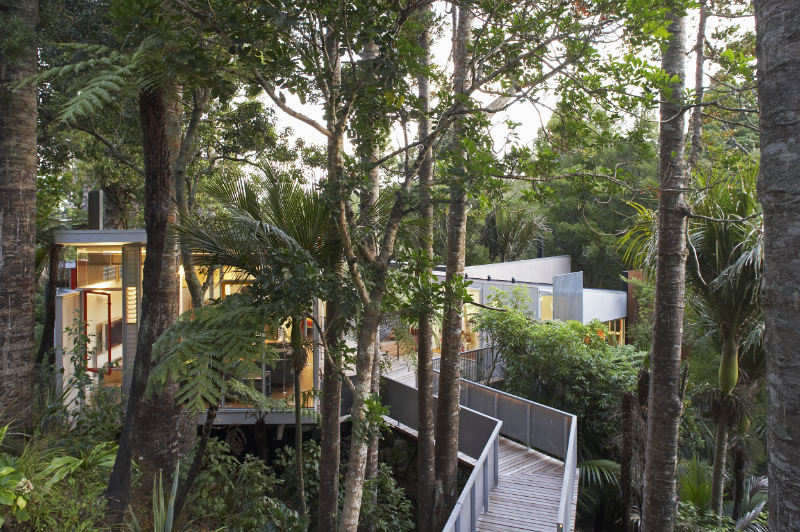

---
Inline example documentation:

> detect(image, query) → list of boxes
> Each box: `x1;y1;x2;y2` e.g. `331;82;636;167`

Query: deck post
494;393;498;418
483;459;489;513
494;436;499;487
527;403;531;451
471;483;476;532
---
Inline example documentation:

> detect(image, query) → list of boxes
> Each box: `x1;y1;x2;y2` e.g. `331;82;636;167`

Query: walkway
379;350;579;532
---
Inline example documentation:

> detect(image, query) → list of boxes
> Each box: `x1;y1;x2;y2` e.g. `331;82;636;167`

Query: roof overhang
55;229;147;246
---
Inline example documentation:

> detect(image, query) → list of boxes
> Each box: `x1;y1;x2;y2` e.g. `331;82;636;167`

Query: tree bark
135;86;186;477
36;244;63;366
365;338;380;483
687;0;707;172
339;303;381;532
318;298;343;532
105;86;174;520
754;0;800;528
0;0;39;430
710;403;730;516
175;88;211;309
620;392;635;532
640;12;688;532
434;6;473;528
173;404;217;517
731;444;747;521
292;317;307;520
416;9;436;531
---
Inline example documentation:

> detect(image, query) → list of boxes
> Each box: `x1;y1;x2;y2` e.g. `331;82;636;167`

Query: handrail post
494;435;499;487
471;483;476;532
494;392;498;418
483;457;489;513
527;403;531;451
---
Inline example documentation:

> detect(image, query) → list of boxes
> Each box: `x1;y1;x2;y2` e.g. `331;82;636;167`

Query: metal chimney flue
88;190;104;230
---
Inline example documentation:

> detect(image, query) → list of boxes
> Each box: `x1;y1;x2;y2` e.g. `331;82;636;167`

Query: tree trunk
640;12;687;532
416;9;436;531
105;86;174;520
710;403;730;516
365;338;380;481
175;88;211;309
318;298;343;532
135;86;186;477
731;444;747;521
36;244;63;366
338;304;381;532
434;6;473;528
0;0;38;431
173;404;217;517
292;317;307;520
755;0;800;527
687;0;707;172
620;392;635;532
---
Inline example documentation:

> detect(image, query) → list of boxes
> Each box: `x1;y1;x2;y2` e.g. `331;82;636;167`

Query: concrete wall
463;256;571;284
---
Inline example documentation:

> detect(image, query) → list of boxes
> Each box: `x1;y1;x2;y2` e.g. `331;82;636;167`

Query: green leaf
0;489;15;506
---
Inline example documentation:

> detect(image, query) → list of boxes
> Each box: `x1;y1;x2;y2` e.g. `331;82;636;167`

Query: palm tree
620;162;763;517
177;168;341;523
481;207;547;263
685;165;762;516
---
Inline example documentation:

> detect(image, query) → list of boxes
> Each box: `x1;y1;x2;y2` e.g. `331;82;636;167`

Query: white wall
582;289;627;323
464;256;571;284
55;290;81;410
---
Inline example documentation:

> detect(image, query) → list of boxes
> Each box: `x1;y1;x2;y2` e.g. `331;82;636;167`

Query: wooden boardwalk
376;350;579;532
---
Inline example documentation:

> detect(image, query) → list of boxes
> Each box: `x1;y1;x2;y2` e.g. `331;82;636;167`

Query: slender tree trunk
434;6;473;528
175;88;211;309
730;444;747;521
755;0;800;527
360;42;382;499
136;86;186;477
711;336;739;515
365;338;380;482
318;298;343;532
0;0;38;430
710;403;730;516
621;392;635;532
339;304;381;532
105;86;174;520
416;10;436;530
292;317;307;520
173;404;217;517
640;12;688;532
37;244;63;366
687;0;707;172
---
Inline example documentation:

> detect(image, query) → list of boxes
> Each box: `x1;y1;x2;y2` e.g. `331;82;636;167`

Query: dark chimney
88;190;104;230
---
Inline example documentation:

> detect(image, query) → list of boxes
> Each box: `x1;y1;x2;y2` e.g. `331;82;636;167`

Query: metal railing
342;377;502;532
433;370;578;531
441;418;502;532
432;347;503;383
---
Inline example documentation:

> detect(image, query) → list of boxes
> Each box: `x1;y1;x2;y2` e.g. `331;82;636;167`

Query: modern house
52;221;589;531
52;227;324;424
435;256;633;351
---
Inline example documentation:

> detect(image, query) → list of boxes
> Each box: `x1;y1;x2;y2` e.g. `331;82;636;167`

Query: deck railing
433;370;578;532
342;377;502;532
432;347;502;383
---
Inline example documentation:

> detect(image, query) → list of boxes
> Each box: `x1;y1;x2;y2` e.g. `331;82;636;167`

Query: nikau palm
621;162;763;517
177;168;340;524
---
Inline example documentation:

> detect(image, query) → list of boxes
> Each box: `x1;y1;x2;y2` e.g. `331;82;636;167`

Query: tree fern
148;294;282;417
22;35;169;123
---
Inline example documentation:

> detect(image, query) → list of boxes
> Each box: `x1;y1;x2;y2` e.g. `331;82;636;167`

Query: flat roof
55;229;147;246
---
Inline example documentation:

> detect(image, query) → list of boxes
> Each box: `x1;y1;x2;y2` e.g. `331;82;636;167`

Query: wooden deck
375;349;579;532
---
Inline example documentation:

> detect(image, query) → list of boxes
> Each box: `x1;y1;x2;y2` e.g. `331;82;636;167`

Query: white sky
267;6;754;161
